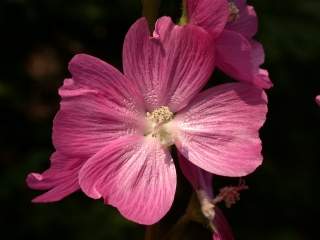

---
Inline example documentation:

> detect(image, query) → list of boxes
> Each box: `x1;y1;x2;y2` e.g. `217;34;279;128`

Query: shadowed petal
172;83;268;177
226;0;258;38
123;17;215;112
213;207;234;240
216;31;272;89
26;152;83;202
178;154;234;240
79;136;176;225
54;54;147;157
186;0;229;37
178;151;212;197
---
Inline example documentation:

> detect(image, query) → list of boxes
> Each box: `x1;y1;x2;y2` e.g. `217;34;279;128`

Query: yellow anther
146;106;173;124
145;106;174;147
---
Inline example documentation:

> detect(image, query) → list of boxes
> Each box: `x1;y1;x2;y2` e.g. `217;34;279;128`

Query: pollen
145;106;174;147
146;106;173;124
228;2;240;23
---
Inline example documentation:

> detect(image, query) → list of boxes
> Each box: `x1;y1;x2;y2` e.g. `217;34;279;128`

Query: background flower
186;0;273;89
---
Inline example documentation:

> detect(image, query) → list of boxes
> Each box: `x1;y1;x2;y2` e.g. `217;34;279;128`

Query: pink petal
68;54;144;105
178;151;213;197
212;207;234;240
79;136;176;225
316;95;320;106
186;0;229;37
122;17;215;112
26;152;83;202
172;83;268;177
216;30;272;89
54;55;147;157
226;1;258;38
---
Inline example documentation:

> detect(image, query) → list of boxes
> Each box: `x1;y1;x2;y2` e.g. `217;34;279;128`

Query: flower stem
179;0;188;25
161;214;190;240
162;193;209;240
141;0;161;30
145;224;160;240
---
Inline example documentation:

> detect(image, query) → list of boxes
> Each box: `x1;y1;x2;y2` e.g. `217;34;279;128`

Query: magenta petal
186;0;229;37
54;56;147;157
212;207;234;240
123;17;215;112
178;152;213;197
216;30;272;89
26;152;83;202
316;95;320;106
79;136;176;225
226;1;258;38
172;83;268;177
234;0;246;6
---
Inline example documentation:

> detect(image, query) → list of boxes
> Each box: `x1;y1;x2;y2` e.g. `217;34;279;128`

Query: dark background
1;0;319;239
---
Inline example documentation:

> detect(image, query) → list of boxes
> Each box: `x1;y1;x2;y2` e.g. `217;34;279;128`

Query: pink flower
27;16;267;225
186;0;273;89
178;153;234;240
316;95;320;106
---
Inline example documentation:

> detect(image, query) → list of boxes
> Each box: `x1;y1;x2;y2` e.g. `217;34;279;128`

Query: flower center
228;2;240;22
145;106;174;147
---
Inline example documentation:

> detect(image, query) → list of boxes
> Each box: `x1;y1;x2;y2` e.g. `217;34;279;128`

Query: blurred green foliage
0;0;319;239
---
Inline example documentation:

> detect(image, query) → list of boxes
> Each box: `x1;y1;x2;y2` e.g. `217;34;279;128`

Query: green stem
179;0;188;25
161;214;190;240
162;193;209;240
145;224;160;240
141;0;161;30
